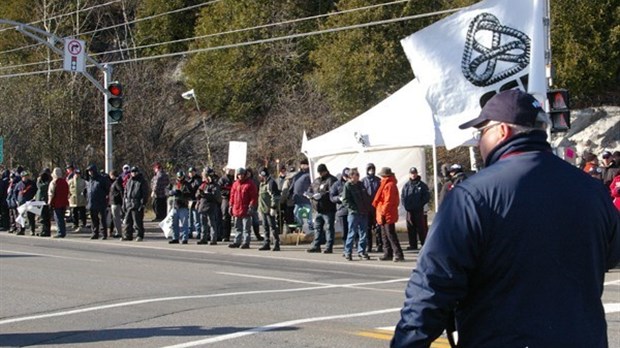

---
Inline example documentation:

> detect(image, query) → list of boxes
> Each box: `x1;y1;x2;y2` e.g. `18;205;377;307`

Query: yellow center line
356;329;451;347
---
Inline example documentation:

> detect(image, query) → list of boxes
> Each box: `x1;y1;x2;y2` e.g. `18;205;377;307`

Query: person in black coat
85;164;110;239
108;170;124;238
0;170;10;231
400;167;430;250
122;167;149;241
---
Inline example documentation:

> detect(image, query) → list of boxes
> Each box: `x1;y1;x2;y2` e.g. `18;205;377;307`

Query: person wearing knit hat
228;166;259;249
305;163;338;254
362;162;383;253
257;167;281;251
330;167;350;246
401;166;430;251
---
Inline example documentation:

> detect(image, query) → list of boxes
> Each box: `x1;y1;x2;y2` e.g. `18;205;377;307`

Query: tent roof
302;79;443;159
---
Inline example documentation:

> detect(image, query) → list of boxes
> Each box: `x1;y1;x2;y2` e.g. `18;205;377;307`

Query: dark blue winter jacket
86;168;110;211
392;131;620;348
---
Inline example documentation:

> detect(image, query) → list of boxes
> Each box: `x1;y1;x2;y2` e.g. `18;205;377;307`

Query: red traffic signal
107;81;123;123
108;83;122;97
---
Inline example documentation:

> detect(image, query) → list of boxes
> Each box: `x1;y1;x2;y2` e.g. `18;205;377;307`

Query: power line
0;0;225;56
0;7;460;79
0;0;410;72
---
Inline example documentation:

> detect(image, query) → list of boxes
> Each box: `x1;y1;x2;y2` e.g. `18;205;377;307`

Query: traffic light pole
1;19;116;173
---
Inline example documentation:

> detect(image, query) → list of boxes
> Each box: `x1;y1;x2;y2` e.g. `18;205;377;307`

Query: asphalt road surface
1;225;619;348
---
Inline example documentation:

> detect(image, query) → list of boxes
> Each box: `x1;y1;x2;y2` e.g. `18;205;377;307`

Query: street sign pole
104;65;113;174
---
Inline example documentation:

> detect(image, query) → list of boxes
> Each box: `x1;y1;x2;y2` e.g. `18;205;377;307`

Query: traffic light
107;81;123;124
547;89;570;132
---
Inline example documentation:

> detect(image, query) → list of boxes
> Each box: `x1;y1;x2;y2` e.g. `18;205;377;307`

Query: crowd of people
1;145;618;261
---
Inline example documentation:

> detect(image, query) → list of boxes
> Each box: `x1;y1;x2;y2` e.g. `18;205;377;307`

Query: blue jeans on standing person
234;215;252;246
172;207;189;241
311;211;335;250
189;202;200;237
53;208;66;237
344;213;368;255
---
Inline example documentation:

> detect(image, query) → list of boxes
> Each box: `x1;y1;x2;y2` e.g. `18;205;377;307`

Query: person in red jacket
48;167;69;238
372;167;404;262
610;172;620;211
228;167;258;249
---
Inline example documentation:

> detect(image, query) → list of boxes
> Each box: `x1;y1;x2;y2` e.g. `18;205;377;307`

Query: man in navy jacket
392;90;620;348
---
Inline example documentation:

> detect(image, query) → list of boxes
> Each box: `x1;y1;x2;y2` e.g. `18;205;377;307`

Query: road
0;225;618;347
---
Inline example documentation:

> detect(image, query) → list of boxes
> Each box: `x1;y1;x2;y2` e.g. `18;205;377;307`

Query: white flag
401;0;546;149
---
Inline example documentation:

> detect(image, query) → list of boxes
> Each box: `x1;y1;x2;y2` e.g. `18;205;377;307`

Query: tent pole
432;143;439;212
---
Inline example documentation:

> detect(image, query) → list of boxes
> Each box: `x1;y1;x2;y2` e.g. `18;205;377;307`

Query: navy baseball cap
459;89;544;129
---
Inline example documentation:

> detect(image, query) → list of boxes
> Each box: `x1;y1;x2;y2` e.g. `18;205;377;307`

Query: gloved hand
151;191;156;198
312;193;322;200
270;208;276;216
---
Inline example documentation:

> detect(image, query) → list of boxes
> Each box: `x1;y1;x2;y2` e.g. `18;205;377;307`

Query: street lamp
181;89;212;166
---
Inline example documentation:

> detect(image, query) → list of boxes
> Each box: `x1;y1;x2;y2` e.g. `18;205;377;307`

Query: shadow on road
0;325;298;346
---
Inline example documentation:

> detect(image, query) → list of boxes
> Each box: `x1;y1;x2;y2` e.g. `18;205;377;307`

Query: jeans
311;211;335;250
233;215;252;246
189;201;200;234
261;212;279;244
172;207;189;241
53;208;66;236
338;214;349;242
199;208;219;242
344;213;368;255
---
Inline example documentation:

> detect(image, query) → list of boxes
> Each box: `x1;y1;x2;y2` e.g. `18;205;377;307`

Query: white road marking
0;249;101;262
160;307;401;348
0;275;407;325
216;272;408;293
605;303;620;314
0;285;337;325
604;280;620;286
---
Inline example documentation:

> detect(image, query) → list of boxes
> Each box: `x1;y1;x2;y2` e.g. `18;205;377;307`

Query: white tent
301;79;443;225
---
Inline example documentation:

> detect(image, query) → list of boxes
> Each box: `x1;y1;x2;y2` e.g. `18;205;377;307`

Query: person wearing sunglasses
392;89;620;348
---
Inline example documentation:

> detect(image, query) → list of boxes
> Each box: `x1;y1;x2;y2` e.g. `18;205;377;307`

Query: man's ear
499;123;513;142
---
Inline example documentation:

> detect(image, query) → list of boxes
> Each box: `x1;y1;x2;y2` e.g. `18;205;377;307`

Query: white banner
401;0;546;149
225;141;247;170
158;209;175;239
16;201;47;227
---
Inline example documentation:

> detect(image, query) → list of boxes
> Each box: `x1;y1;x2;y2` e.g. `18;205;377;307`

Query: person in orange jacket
372;167;404;262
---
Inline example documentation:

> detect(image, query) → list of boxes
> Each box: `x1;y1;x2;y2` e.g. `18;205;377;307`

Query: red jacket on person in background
610;174;620;211
372;175;400;225
229;177;258;217
49;178;69;209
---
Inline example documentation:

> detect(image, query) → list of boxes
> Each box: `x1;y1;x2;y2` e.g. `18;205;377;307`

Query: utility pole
0;19;114;173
